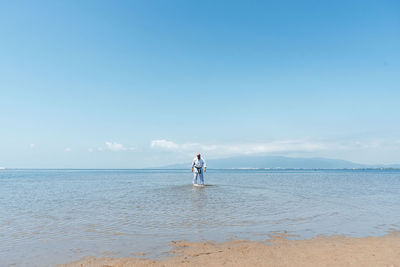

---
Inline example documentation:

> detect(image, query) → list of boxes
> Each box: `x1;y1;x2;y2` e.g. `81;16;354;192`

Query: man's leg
193;172;198;184
199;171;204;185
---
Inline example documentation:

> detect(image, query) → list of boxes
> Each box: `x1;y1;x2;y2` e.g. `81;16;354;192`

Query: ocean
1;169;399;266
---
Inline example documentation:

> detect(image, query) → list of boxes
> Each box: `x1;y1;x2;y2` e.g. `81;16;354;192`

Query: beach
1;169;400;266
60;232;400;266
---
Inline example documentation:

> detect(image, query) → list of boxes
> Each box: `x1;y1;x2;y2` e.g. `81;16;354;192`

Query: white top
192;158;206;169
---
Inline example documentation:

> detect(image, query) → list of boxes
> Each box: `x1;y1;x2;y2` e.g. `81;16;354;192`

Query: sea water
0;169;399;266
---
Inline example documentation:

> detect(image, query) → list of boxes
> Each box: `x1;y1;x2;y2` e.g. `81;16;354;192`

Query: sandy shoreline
59;232;400;267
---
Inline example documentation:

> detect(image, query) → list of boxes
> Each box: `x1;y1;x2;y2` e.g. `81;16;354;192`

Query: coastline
59;232;400;267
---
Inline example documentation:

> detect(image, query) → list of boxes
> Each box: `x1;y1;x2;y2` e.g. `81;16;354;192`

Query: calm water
1;169;400;266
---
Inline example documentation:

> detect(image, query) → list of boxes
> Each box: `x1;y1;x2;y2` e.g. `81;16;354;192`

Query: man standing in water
192;153;206;185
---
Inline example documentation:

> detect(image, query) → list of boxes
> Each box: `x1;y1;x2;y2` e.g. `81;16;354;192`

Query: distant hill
386;164;400;168
160;156;372;169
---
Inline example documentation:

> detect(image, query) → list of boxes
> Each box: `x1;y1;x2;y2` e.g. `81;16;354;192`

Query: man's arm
203;159;207;172
191;159;195;172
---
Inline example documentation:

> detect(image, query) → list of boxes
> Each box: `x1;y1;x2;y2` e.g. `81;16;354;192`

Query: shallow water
1;169;399;266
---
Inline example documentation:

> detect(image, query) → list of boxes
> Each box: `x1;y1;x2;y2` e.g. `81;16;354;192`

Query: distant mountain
160;156;371;169
385;164;400;168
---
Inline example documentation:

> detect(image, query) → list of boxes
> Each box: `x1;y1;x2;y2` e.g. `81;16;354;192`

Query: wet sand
60;232;400;267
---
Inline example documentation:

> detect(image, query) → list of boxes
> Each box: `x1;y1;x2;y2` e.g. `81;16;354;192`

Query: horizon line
1;168;400;171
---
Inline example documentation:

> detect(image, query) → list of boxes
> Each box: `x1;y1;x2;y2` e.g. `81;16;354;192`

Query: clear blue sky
1;0;399;168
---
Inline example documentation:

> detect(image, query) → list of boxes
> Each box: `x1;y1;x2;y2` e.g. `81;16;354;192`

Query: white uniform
192;157;206;185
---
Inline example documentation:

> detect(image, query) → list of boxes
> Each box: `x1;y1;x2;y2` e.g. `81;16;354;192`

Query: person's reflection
190;186;208;218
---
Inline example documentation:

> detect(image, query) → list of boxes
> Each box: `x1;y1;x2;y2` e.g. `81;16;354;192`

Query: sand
59;232;400;267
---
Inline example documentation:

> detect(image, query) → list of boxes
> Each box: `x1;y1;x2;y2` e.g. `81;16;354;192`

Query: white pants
193;168;204;185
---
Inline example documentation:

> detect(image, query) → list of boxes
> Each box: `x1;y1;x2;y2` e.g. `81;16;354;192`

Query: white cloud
150;140;218;151
150;139;334;157
350;139;400;150
97;147;103;151
65;147;71;152
30;144;35;149
88;148;93;152
106;141;126;151
105;141;135;152
150;140;180;150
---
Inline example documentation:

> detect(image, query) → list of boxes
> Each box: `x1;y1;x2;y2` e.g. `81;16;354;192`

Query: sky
0;0;399;168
